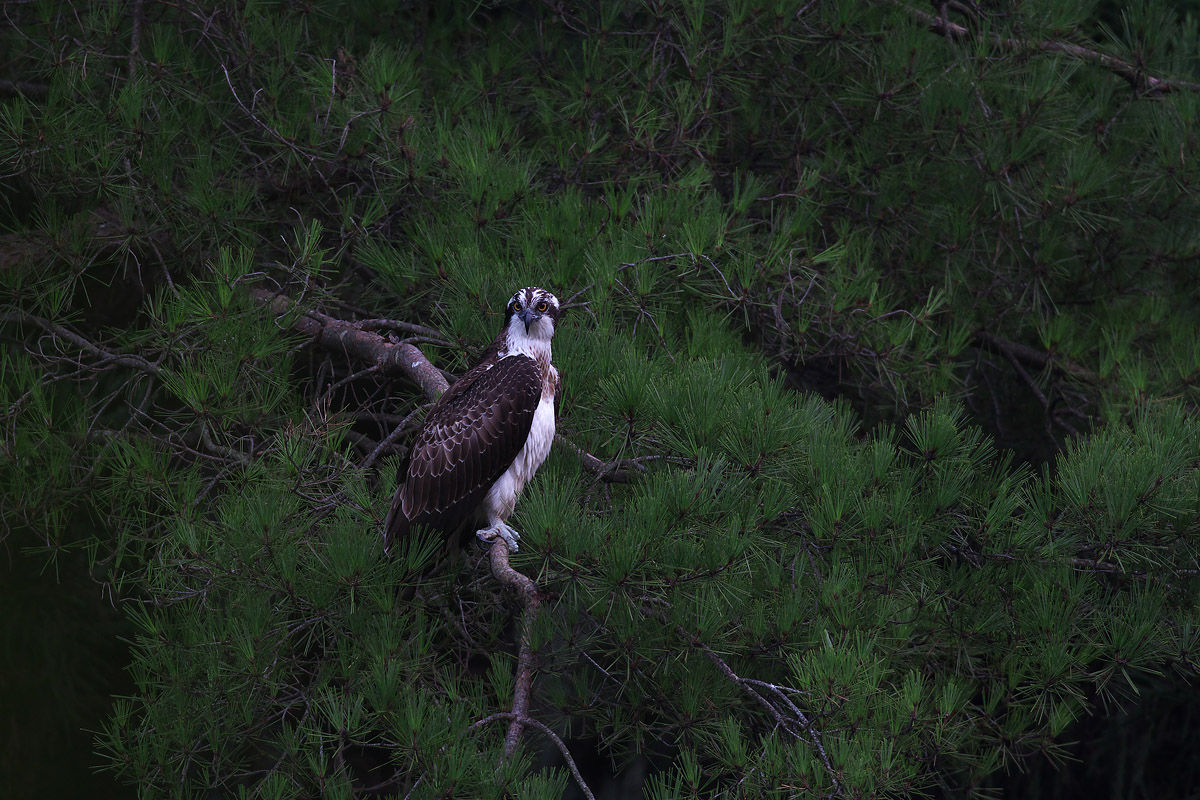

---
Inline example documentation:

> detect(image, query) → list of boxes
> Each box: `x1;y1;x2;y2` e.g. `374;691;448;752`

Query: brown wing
553;369;561;421
383;355;541;550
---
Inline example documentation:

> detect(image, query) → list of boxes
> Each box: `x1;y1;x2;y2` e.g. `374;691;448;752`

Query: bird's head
504;287;560;351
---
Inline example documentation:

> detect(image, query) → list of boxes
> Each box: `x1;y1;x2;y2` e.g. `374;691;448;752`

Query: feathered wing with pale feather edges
382;353;542;551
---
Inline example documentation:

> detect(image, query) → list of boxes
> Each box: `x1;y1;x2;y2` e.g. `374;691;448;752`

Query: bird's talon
477;523;520;553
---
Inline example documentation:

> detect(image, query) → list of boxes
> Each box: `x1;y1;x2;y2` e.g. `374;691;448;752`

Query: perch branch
252;290;628;479
253;289;556;763
487;541;541;759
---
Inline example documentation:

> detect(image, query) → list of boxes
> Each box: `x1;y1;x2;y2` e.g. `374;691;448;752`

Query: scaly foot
477;521;520;552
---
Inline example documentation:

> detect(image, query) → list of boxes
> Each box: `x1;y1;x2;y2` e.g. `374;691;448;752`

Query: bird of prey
383;287;561;553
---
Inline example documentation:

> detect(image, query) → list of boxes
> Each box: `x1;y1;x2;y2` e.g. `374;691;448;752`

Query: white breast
523;394;557;475
483;394;556;523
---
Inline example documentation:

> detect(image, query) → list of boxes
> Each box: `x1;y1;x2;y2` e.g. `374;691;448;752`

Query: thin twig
361;406;422;470
315;363;382;407
472;712;596;800
3;311;161;375
893;1;1200;95
221;65;333;163
676;625;843;797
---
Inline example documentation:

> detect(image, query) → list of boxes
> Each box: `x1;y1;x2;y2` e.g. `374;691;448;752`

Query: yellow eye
536;301;548;312
512;302;523;312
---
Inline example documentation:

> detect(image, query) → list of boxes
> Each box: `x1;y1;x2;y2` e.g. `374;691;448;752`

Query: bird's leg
477;520;521;552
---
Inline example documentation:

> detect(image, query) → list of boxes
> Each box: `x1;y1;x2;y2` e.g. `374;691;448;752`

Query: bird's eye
535;301;548;312
512;302;523;312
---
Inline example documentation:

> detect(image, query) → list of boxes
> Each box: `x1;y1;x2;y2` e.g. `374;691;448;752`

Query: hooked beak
519;308;539;331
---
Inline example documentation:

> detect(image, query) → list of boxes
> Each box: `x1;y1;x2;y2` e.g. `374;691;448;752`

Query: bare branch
199;421;250;466
472;712;596;800
251;291;629;482
554;433;643;483
974;331;1097;383
221;64;335;163
487;541;541;758
128;0;145;82
354;317;454;342
360;406;423;471
677;625;843;797
3;311;161;375
249;288;449;402
893;1;1200;95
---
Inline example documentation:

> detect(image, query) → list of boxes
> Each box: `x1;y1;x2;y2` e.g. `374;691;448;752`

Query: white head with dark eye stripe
503;287;559;357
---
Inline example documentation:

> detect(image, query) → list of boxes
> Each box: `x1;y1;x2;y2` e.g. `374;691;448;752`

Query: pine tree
2;1;1200;797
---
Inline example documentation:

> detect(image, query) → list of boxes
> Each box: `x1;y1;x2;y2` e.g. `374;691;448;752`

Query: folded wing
383;355;541;550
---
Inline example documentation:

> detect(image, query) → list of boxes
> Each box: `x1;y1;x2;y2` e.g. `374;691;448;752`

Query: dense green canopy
2;1;1200;797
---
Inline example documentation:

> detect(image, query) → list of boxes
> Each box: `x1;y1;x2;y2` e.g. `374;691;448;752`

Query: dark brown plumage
383;287;561;553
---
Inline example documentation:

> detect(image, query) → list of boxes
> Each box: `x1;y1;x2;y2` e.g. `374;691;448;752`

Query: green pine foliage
2;0;1200;797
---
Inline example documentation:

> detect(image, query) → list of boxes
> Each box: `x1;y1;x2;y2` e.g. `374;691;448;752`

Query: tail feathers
382;491;408;554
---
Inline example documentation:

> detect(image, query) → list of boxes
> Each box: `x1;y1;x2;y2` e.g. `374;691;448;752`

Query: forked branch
677;625;844;797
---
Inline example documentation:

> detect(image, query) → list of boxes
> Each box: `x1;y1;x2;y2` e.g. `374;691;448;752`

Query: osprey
383;287;561;553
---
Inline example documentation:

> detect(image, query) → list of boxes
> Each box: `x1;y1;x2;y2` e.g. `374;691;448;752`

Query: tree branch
249;288;449;402
221;64;336;164
487;541;541;759
973;331;1096;383
677;625;843;797
472;712;596;800
353;317;453;343
253;290;634;481
253;289;554;767
894;1;1200;95
128;0;146;82
554;433;641;483
3;310;162;376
